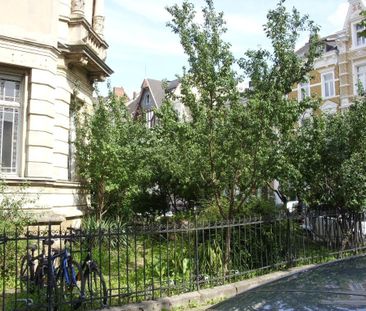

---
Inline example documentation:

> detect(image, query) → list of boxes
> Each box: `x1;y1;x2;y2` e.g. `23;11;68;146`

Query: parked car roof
210;255;366;310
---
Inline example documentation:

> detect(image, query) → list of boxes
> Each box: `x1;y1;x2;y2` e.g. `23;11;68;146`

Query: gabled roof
296;34;338;58
296;0;366;58
142;78;180;108
126;94;139;115
126;78;180;117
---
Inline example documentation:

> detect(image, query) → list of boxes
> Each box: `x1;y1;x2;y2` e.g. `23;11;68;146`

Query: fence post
286;214;292;267
194;215;200;291
1;228;5;311
47;223;53;311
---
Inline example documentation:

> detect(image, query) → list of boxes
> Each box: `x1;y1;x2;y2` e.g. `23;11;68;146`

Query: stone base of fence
104;264;315;311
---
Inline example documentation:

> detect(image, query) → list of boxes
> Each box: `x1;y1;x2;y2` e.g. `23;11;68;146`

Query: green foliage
0;180;35;232
81;216;127;248
284;98;366;213
74;89;151;220
245;197;281;218
130;190;170;218
152;101;203;212
163;0;320;222
240;0;321;207
360;11;366;38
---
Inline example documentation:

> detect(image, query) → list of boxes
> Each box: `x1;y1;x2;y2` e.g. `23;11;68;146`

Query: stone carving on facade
93;16;105;37
351;2;362;13
71;0;85;15
347;0;363;20
336;37;347;54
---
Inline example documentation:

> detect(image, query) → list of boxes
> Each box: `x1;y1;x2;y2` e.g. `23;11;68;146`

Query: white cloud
327;1;348;29
110;0;171;24
225;14;263;35
105;11;184;57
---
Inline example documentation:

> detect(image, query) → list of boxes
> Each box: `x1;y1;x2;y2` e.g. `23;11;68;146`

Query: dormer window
145;94;150;105
355;24;366;47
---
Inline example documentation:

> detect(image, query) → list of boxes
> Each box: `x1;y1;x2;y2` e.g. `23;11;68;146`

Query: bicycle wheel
83;261;108;308
19;255;35;292
31;262;56;307
55;259;84;310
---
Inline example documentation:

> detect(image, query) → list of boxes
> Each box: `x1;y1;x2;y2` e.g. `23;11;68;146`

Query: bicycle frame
58;248;78;286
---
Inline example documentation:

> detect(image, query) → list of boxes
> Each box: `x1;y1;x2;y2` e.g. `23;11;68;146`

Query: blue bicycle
54;236;85;310
20;236;85;310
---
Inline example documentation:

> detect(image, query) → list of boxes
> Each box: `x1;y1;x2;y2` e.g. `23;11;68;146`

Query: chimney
113;87;130;101
113;87;124;97
133;91;137;99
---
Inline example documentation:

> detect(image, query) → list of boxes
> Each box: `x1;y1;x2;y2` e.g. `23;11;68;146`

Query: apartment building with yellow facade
289;0;366;115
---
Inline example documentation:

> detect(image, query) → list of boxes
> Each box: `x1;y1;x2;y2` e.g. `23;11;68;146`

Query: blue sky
99;0;350;97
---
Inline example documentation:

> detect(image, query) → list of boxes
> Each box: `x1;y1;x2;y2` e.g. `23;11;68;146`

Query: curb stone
96;264;315;311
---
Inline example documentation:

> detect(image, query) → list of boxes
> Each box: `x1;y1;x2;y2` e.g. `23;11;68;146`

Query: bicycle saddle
27;244;37;251
42;239;54;246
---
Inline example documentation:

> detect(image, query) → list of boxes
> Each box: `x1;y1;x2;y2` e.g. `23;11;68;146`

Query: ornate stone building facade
289;0;366;115
0;0;112;225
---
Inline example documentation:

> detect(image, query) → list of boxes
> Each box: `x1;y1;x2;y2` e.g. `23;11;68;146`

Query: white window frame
0;73;24;176
353;62;366;95
145;110;154;129
352;21;366;48
321;71;335;99
297;80;310;101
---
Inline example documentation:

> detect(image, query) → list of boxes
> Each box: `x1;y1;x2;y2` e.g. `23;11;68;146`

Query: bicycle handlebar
0;235;7;244
67;227;82;233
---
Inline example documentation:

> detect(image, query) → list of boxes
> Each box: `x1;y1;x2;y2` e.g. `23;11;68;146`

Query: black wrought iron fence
1;213;366;310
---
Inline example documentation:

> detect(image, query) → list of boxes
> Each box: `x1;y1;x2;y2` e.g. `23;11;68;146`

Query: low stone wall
103;264;315;311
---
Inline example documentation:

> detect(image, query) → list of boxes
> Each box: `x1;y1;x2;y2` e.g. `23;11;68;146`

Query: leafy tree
165;0;319;269
165;0;320;218
239;0;320;207
288;98;366;214
74;91;150;220
152;100;206;212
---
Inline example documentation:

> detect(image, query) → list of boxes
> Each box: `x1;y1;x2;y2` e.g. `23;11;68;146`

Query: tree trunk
97;180;105;220
223;224;232;275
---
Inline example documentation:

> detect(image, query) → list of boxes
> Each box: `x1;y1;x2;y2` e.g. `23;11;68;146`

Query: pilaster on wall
93;0;105;38
337;35;352;108
26;68;56;178
54;69;73;181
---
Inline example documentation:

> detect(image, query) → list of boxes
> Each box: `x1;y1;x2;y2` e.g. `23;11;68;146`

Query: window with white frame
298;81;310;101
146;110;154;128
0;76;22;174
355;24;366;47
321;72;335;98
355;64;366;94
